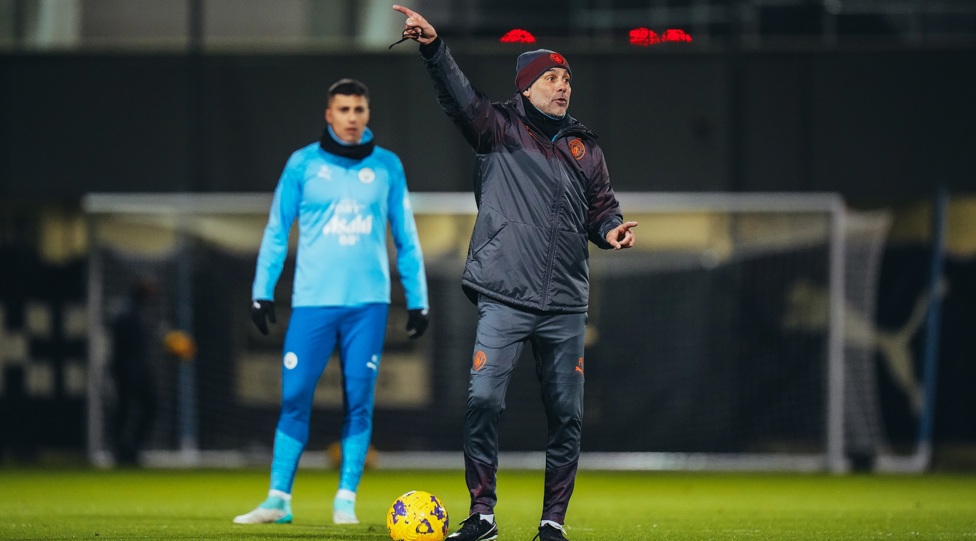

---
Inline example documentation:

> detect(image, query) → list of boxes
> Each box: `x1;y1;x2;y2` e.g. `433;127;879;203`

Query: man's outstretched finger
392;4;436;42
393;5;421;26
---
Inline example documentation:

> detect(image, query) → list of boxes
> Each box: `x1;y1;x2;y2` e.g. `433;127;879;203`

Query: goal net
83;192;899;472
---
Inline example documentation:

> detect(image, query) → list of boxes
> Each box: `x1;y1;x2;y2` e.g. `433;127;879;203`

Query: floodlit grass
1;467;975;540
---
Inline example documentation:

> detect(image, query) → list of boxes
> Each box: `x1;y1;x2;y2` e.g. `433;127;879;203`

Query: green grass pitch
2;467;975;540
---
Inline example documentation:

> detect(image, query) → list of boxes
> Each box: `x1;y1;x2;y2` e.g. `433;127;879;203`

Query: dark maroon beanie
515;49;571;91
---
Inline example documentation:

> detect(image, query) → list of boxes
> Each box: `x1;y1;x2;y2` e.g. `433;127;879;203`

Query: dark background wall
2;45;973;201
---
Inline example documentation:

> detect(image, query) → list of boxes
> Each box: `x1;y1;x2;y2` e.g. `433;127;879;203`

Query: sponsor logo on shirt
334;198;364;214
324;198;372;245
316;164;332;180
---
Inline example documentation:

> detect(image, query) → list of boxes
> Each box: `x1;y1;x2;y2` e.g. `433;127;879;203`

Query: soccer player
393;6;637;541
234;78;430;525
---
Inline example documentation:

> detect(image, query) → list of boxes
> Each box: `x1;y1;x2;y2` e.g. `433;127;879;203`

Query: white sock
480;513;494;524
541;520;564;531
335;488;356;502
268;489;291;501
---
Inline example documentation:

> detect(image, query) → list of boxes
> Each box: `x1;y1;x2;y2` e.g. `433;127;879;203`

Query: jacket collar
319;126;375;160
511;94;596;141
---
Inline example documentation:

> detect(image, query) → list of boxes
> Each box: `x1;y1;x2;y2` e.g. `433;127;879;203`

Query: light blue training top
252;128;428;310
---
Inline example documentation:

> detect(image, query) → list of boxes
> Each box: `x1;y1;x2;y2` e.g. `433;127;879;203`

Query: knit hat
515;49;572;91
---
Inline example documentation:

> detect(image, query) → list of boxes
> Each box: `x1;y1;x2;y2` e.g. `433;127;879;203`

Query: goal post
83;192;903;473
596;192;848;473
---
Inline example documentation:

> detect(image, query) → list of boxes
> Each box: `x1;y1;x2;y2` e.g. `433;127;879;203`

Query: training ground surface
1;467;974;540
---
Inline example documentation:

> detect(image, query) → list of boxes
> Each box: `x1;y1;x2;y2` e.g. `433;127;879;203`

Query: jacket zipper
537;126;566;310
527;121;589;310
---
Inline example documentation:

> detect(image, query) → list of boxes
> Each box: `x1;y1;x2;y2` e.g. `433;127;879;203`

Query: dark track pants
463;296;586;524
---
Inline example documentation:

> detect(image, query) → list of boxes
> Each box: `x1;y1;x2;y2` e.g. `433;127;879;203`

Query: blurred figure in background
394;5;637;541
109;278;159;467
235;78;429;526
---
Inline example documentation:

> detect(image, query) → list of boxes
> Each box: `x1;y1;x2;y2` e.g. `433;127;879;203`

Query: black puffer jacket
422;40;624;313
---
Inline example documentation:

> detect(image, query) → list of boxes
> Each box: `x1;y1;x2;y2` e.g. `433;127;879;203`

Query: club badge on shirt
358;167;376;184
569;138;585;161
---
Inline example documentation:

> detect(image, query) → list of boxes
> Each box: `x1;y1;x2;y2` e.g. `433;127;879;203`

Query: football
387;490;450;541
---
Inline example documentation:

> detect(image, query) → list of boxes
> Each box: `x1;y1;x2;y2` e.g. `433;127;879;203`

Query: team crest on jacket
569;138;585;160
358;167;375;184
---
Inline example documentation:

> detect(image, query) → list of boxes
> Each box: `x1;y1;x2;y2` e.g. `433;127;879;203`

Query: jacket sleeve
422;39;504;153
585;143;624;249
251;153;302;301
386;154;429;311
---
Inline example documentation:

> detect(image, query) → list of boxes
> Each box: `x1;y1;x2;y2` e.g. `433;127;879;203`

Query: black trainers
533;523;569;541
446;514;498;541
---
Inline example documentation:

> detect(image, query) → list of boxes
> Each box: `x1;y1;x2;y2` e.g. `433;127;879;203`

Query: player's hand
250;299;276;335
406;308;430;339
392;5;438;44
606;221;638;250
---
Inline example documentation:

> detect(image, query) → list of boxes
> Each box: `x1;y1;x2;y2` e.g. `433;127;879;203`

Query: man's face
325;93;370;144
522;67;571;118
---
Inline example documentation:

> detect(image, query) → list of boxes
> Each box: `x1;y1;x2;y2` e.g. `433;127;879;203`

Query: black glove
250;299;276;335
406;308;430;339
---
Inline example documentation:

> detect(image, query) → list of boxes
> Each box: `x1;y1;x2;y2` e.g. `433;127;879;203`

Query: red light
500;29;536;43
662;28;693;42
629;27;660;46
629;27;692;46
